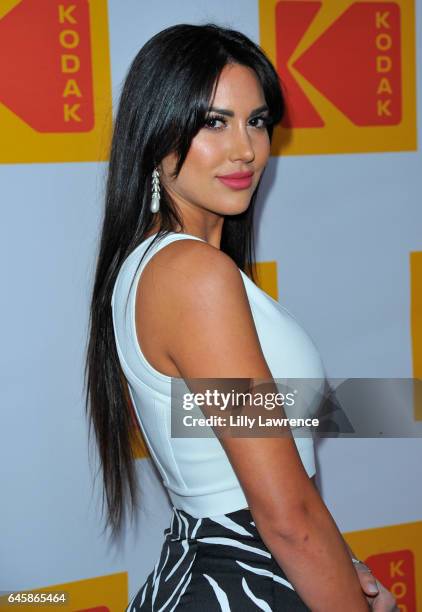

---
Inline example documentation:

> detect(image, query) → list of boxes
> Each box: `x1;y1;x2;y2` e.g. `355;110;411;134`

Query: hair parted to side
84;22;285;540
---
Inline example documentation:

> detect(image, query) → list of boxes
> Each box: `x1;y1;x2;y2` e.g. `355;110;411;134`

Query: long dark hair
84;22;285;539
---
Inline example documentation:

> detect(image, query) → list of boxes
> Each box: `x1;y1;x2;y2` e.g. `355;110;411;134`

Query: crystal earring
150;167;160;213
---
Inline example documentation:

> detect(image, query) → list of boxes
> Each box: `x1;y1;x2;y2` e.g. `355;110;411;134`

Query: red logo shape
0;0;94;132
365;549;416;610
276;1;401;128
276;1;324;128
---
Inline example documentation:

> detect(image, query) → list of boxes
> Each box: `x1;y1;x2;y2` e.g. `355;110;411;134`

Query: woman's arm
251;467;369;611
143;239;371;610
310;475;399;610
310;477;363;568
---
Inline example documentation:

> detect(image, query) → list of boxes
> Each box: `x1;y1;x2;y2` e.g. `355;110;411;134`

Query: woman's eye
204;115;226;129
249;116;268;128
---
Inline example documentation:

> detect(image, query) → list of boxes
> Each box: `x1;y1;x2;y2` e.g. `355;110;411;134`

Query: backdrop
0;0;421;610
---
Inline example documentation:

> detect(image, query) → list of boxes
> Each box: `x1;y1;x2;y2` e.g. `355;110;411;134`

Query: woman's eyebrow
208;105;269;117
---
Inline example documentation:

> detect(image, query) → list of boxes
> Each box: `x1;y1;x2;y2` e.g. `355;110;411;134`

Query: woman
85;23;397;611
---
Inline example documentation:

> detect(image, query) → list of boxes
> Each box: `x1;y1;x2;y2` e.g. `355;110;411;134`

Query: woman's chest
243;277;326;380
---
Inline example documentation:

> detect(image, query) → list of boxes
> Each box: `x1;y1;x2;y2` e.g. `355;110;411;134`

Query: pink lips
217;171;254;190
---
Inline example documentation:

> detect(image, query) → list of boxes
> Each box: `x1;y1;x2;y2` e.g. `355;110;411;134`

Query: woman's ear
160;151;179;182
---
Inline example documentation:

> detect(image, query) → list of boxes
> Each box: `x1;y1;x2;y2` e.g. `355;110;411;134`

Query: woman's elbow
252;496;313;543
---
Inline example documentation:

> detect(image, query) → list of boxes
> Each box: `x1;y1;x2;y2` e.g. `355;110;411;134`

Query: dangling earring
150;167;160;213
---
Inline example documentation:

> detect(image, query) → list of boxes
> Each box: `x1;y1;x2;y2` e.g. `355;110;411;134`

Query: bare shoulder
143;237;265;379
144;237;242;294
139;237;250;333
135;237;247;376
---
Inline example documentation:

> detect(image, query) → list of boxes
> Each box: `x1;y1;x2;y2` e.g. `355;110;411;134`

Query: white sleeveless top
111;232;326;518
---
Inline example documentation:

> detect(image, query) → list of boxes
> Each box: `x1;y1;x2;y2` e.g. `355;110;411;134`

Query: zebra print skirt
126;505;310;611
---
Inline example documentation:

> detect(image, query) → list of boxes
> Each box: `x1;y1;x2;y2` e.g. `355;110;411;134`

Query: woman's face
159;63;271;222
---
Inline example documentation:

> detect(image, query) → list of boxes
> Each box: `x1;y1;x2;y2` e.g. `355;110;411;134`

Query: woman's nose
228;126;255;163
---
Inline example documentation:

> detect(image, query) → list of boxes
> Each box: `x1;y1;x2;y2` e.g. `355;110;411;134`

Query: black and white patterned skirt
126;505;310;611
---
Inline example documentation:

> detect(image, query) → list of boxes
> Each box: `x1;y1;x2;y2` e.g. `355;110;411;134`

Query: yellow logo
411;252;422;421
259;0;417;155
0;0;112;163
344;520;422;610
0;572;128;611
